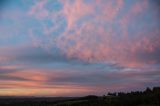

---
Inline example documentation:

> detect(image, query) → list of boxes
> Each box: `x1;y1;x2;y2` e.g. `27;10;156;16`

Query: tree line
0;87;159;106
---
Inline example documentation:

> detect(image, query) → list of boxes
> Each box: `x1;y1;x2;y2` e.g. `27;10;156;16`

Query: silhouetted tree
108;92;117;96
144;87;152;94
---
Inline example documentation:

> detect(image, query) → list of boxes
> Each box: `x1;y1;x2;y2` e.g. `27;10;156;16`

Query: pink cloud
28;0;160;67
28;0;48;19
62;0;93;30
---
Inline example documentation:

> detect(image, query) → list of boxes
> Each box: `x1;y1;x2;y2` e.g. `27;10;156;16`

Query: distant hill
0;87;159;106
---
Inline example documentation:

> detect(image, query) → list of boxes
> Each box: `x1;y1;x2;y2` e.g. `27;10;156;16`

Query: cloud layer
29;0;160;67
0;0;160;96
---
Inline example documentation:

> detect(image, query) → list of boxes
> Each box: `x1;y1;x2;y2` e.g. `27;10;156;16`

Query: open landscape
0;87;159;106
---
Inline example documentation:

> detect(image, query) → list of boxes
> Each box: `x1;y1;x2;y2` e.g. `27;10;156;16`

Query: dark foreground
0;87;159;106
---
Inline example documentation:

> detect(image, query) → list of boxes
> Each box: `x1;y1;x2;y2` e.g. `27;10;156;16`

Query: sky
0;0;160;96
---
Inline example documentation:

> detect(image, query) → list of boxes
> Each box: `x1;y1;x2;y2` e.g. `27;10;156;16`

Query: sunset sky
0;0;160;96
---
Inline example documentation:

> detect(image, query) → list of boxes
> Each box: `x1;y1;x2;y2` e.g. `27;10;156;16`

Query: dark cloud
46;68;160;87
3;46;123;69
137;47;160;64
1;46;81;65
0;75;27;81
0;67;18;74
